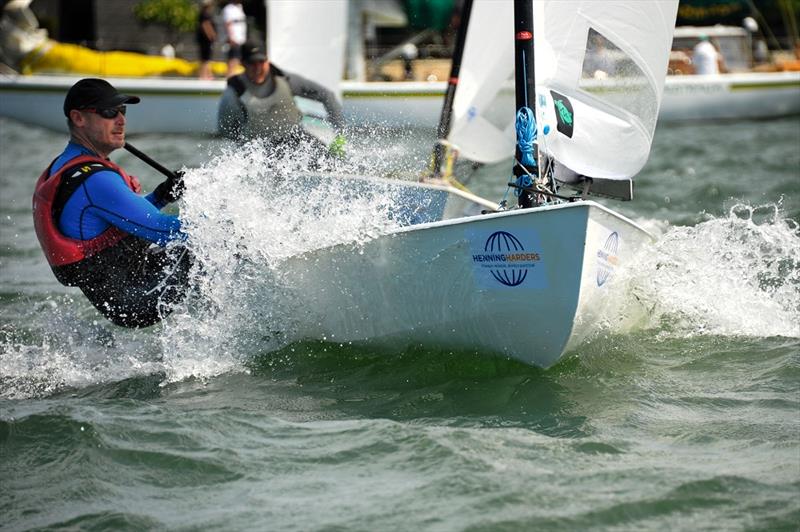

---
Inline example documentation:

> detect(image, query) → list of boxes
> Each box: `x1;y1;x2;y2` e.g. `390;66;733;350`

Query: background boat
3;70;798;135
1;1;798;135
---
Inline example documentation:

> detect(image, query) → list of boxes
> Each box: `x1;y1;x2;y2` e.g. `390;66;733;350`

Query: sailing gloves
153;169;186;204
328;134;347;159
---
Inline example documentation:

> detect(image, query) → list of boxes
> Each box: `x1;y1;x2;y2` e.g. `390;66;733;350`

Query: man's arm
201;18;216;41
81;171;185;245
284;72;345;131
716;48;728;73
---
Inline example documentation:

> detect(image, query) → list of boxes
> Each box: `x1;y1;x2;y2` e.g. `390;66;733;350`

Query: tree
133;0;198;49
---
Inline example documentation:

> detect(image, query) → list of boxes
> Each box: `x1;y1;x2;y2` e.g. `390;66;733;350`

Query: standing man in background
223;0;248;77
196;0;217;80
692;34;726;75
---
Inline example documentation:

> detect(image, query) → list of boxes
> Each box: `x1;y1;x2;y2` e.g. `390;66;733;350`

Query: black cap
242;42;267;64
63;78;141;117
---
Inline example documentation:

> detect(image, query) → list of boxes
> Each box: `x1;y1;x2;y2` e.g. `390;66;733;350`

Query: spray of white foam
157;137;418;382
619;201;800;338
1;130;432;398
0;296;165;400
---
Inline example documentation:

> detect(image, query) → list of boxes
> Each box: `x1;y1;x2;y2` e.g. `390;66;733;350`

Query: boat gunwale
285;184;653;265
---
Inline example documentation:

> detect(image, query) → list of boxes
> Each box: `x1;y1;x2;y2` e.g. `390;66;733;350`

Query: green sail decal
550;91;575;138
554;99;574;126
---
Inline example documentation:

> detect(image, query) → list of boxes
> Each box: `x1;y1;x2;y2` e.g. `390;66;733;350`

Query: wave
3;136;798;398
618;201;800;338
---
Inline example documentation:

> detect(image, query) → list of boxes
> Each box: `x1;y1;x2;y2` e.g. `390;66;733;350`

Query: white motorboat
1;0;797;134
2;69;798;134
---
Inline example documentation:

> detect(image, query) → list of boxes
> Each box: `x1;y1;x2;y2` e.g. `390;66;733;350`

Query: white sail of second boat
266;0;348;99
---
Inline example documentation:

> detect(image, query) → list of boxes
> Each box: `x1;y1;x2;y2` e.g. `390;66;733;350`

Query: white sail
446;0;677;177
266;0;347;98
446;0;514;164
534;0;678;179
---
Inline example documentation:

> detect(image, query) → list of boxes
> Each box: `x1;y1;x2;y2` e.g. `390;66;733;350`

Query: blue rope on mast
516;106;537;167
514;106;537;196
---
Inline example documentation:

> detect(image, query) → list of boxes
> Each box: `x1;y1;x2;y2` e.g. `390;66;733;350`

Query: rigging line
522;49;528;107
507;182;575;202
514;157;556;196
745;0;785;51
423;140;478;196
535;100;554;187
515;108;537;169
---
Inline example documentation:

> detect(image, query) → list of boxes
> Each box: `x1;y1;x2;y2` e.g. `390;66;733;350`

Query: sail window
579;28;658;134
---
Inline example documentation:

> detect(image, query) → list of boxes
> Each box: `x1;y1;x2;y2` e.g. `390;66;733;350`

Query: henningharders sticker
467;228;547;289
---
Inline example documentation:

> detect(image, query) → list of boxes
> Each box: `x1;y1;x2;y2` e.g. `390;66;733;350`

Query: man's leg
81;244;195;328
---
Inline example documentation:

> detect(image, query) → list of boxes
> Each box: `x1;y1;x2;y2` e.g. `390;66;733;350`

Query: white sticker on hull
467;228;547;290
596;230;621;287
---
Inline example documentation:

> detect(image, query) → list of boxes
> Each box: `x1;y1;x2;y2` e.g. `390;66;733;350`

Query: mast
431;0;474;177
778;0;799;52
513;0;538;208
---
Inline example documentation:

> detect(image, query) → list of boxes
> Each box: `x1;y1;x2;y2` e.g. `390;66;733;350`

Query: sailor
217;41;346;153
692;34;726;75
33;78;192;328
222;0;248;77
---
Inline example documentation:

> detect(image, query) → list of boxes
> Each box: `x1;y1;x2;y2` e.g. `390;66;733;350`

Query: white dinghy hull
285;201;651;368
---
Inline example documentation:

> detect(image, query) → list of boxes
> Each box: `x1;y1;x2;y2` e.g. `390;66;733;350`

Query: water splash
622;201;800;338
0;296;164;399
158;137;420;382
5;126;796;398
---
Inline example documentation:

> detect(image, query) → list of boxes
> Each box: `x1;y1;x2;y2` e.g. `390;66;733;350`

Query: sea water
1;115;798;530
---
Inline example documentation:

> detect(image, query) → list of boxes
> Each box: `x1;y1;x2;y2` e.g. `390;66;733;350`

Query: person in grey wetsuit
217;41;345;153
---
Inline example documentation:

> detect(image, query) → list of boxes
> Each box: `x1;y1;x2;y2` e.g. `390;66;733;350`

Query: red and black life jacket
32;155;142;286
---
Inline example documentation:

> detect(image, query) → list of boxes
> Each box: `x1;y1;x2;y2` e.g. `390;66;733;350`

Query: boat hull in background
659;72;800;121
1;72;797;134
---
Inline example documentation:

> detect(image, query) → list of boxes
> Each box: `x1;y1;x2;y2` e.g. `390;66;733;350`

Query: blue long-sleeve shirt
51;142;184;246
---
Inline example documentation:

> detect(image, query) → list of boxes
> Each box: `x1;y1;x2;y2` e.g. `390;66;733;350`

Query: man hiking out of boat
33;78;192;328
217;42;347;158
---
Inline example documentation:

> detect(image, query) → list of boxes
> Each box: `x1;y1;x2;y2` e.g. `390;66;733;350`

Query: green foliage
133;0;198;34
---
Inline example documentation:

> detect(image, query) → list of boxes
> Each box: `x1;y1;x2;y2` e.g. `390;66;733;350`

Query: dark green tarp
677;0;750;25
676;0;798;43
404;0;455;31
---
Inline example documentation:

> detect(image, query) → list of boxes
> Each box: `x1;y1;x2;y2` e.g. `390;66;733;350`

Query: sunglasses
83;106;127;119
